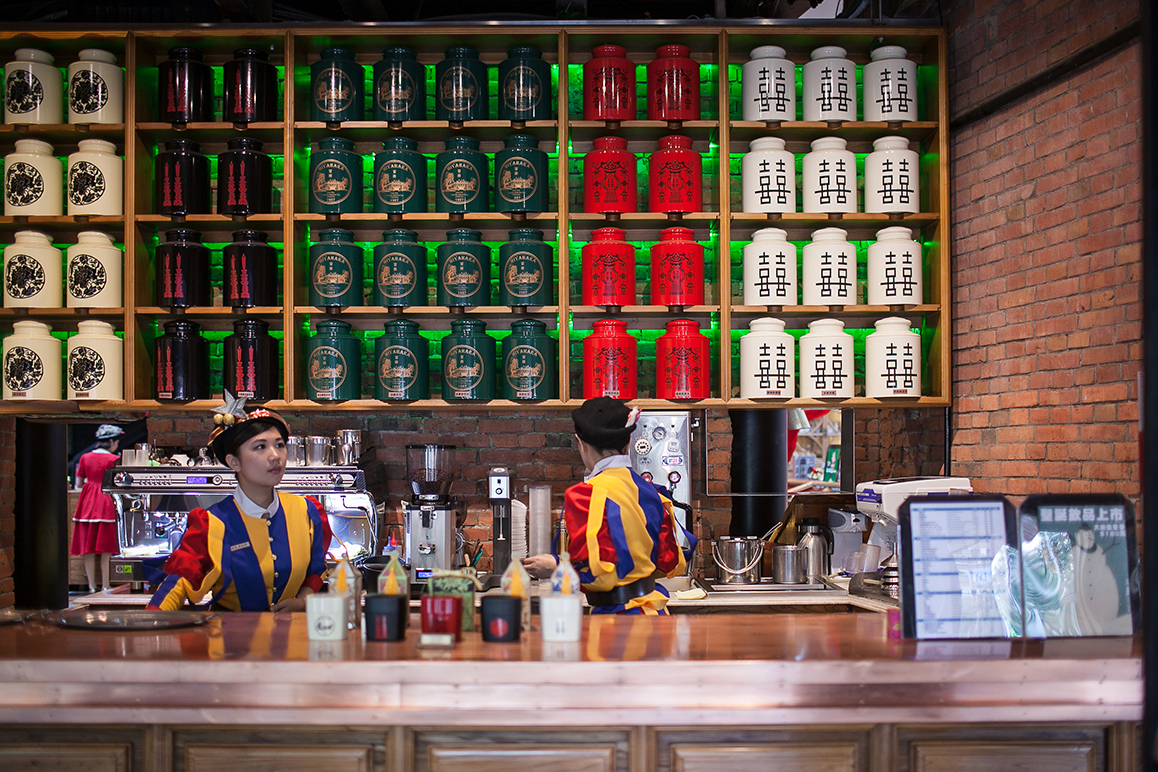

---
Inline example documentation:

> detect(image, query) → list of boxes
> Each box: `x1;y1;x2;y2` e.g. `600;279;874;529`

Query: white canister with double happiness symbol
741;137;796;214
66;319;122;401
2;320;61;400
67;231;122;308
865;316;921;398
802;137;856;214
741;46;796;122
4;230;62;308
4;48;63;124
862;46;917;123
802;46;856;122
67;139;122;215
742;227;797;306
740;317;795;399
5;139;63;216
864;136;919;214
68;49;123;124
801;227;857;306
867;226;922;305
799;318;854;399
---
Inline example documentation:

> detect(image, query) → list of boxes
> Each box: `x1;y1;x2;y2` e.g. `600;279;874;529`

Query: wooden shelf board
134;214;284;223
0;124;125;144
0;307;125;319
570;305;721;315
292;212;559;223
569;212;720;222
568;120;719;130
292;120;558;143
293;305;560;316
135;122;285;142
730;304;939;315
730;212;938;223
294;120;558;130
136;122;283;131
0;215;125;229
135;306;284;317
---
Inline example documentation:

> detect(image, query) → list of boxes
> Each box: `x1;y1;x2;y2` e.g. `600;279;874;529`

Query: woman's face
226;426;287;490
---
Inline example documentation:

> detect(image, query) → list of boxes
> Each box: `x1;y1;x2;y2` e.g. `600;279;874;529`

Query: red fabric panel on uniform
161;507;214;589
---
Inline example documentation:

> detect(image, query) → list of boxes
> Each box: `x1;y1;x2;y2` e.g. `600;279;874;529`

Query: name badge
231;541;251;552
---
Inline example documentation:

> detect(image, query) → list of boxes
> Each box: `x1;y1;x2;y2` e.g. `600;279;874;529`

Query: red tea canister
582;227;635;307
583;45;636;122
655;319;709;400
647;45;700;122
650;226;704;307
583;136;637;214
583;318;637;399
648;135;701;214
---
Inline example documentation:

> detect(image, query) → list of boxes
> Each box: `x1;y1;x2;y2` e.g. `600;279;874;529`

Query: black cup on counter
480;594;521;642
364;594;407;641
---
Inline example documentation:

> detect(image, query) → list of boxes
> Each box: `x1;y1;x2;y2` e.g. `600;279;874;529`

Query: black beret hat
571;397;638;451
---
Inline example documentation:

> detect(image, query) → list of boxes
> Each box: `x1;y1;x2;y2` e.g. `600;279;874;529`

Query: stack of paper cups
511;499;528;560
529;485;552;556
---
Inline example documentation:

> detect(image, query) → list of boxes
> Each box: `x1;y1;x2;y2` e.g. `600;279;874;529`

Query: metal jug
335;428;362;465
286;436;305;466
797;516;834;582
305;436;333;466
712;536;763;585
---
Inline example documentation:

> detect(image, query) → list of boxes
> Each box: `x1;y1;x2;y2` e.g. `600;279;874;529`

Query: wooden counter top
0;613;1140;727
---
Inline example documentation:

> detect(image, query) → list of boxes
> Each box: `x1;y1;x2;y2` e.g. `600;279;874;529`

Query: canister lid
163;228;203;243
318;136;356;151
445;228;482;242
167;46;203;61
749;45;787;61
162;138;202;153
381;46;417;60
76;319;117;337
507;46;542;59
444;46;480;60
870;45;908;62
12;230;53;245
76;230;117;246
76;139;117;154
503;134;539;149
314;318;355;336
592;317;628;333
163;319;202;335
654;44;690;59
664;319;702;334
871;135;910;151
809;136;848;152
320;47;356;61
592;136;629;150
590;226;627;241
809;45;847;61
381;228;419;242
11;319;54;336
318;228;356;243
749;136;786;152
13;138;55;155
444;135;481;150
232;48;269;61
751;227;789;242
383;318;420;334
78;49;117;64
871;316;917;334
14;48;54;64
381;137;418;151
805;318;848;334
450;317;487;332
874;226;914;242
657;134;693;150
507;228;544;242
659;226;695;241
510;318;547;333
230;229;270;243
232;318;271;334
226;136;265;152
591;44;627;59
809;226;849;242
748;317;787;333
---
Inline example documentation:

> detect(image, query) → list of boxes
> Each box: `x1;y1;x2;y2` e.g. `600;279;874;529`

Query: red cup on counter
421;595;463;640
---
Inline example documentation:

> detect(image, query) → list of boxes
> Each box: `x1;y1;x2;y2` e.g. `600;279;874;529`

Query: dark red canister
583;45;636;122
649;135;702;214
650;226;704;307
583;136;637;214
582;227;635;307
655;319;709;400
583;318;637;399
647;44;700;121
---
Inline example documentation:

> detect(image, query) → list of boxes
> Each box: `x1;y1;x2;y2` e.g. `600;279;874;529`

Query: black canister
373;137;426;214
435;135;489;214
436;228;490;308
217;137;272;216
224;48;279;123
309;228;365;308
435;46;488;122
309;137;364;215
373;229;427;307
502;319;557;400
495;134;548;214
155;228;210;308
373;47;426;122
375;319;430;400
311;47;364;123
305;319;362;401
223;229;279;308
223;318;279;401
154;319;209;402
499;47;551;122
441;317;496;401
155;139;211;216
158;46;213;123
499;228;553;307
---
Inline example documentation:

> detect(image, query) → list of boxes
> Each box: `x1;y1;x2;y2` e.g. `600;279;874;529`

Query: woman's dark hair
212;417;289;464
94;439;114;450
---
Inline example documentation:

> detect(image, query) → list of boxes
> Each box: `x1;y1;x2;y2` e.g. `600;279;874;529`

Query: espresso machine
403;444;458;583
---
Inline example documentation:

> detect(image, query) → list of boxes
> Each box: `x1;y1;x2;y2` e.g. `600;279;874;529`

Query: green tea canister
495;134;548;214
441;317;495;401
373;229;427;307
373;137;426;214
309;137;364;215
373;47;425;122
502;318;557;400
499;228;553;307
436;228;490;307
306;318;361;401
435;46;488;122
435;135;489;214
311;47;364;123
499;46;551;122
309;228;365;308
375;319;429;400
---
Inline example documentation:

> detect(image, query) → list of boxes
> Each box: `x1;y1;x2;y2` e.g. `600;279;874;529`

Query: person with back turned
523;397;686;614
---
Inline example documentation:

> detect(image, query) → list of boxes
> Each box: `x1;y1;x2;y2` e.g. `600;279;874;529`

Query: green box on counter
428;569;479;632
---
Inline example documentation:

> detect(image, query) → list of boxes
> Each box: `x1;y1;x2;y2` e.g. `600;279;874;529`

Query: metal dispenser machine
403;444;458;583
488;466;512;576
629;411;697;542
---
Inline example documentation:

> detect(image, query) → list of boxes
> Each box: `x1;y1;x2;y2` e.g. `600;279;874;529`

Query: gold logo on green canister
503;66;543;112
503;250;543;299
308;345;347;394
444;344;484;392
439;66;479;112
378;345;419;394
377;251;418;299
312;159;352;205
314;66;355;113
440;159;480;205
506;344;545;393
377;67;417;113
497;156;537;204
313;251;353;299
442;251;483;298
376;160;417;206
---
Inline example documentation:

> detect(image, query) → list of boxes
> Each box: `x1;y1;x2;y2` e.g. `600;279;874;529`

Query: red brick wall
0;418;16;609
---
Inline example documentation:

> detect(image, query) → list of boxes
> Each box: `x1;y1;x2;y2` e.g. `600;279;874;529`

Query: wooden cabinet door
672;744;860;772
0;743;130;772
428;746;616;772
185;744;373;772
912;741;1096;772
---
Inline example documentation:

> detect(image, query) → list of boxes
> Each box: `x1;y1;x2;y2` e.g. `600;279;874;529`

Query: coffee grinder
403;444;458;583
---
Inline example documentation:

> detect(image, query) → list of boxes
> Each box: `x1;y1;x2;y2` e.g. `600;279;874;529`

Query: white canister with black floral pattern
66;231;121;308
67;49;123;124
4;230;62;308
2;320;61;400
66;319;122;401
67;139;122;215
4;48;63;124
4;139;62;216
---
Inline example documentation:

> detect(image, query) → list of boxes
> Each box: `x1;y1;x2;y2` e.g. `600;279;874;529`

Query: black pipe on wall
728;409;787;537
14;420;69;610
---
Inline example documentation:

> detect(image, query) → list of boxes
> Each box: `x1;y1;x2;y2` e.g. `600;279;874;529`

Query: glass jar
583;318;637;399
217;137;272;216
867;226;922;305
154;319;208;402
375;319;429;401
741;137;795;214
223;318;279;401
647;45;699;122
309;137;363;215
2;320;61;400
373;137;426;214
5;138;62;216
582;227;635;307
799;318;854;399
436;228;490;307
66;230;122;309
742;227;797;306
435;46;488;122
499;228;553;307
864;136;919;214
4;230;62;308
66;319;122;401
502;318;557;400
583;136;637;214
650;226;704;307
802;137;856;214
5;48;62;124
306;318;362;401
802;46;856;122
67;139;122;216
862;46;918;123
311;47;364;123
158;46;213;123
440;317;495;401
68;49;122;124
224;48;279;123
155;228;210;309
865;316;921;398
435;135;489;214
373;47;425;122
155;139;211;216
802;227;857;306
495;134;548;214
741;46;795;122
739;317;794;399
499;46;551;122
583;45;635;123
223;229;279;308
648;135;701;214
373;229;427;307
309;228;364;308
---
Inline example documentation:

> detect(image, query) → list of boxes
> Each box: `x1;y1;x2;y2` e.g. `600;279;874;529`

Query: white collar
586;454;632;480
233;484;280;522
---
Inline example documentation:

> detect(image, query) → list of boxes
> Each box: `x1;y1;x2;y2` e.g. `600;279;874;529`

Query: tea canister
154;319;208;402
4;230;62;308
802;227;857;306
375;319;429;400
584;45;635;123
863;46;918;123
66;230;121;308
499;228;553;307
155;139;211;216
5;139;62;216
865;316;921;398
310;137;363;215
436;47;488;123
5;48;62;124
741;137;795;214
217;137;272;216
373;47;425;122
583;318;637;399
309;228;365;308
436;228;490;307
3;320;61;400
743;227;797;306
436;135;488;214
311;48;364;123
67;139;122;216
373;229;427;307
68;49;122;124
66;319;122;401
799;318;854;399
502;318;557;400
499;46;551;123
582;227;634;307
373;137;426;214
864;135;919;214
223;318;279;401
802;137;856;214
740;317;795;399
655;319;709;400
647;45;700;122
223;229;279;308
648;135;701;214
741;46;795;122
158;47;213;123
495;135;548;215
583;136;637;215
306;318;362;401
224;48;279;124
867;226;922;305
155;228;210;308
441;317;496;401
802;46;857;122
650;226;704;307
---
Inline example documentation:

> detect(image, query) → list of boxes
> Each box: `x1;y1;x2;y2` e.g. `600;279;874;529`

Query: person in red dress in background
69;424;124;593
